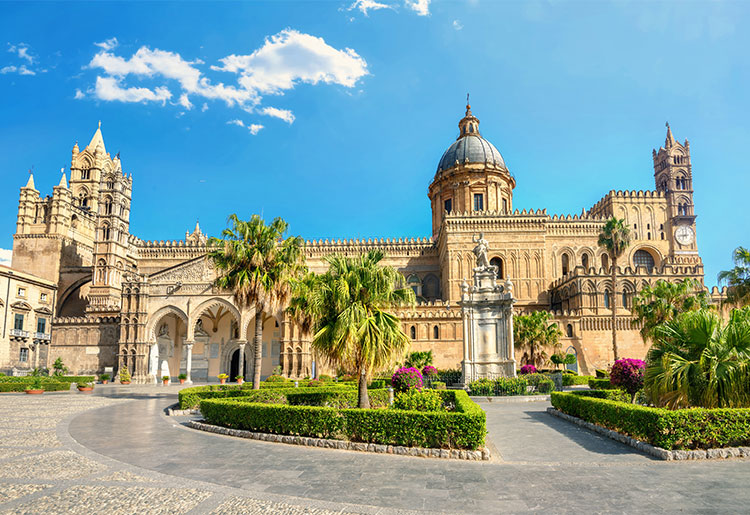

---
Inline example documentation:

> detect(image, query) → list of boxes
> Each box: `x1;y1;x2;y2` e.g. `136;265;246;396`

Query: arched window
581;253;589;270
566;324;573;338
502;198;508;214
601;254;609;272
433;325;439;339
410;326;416;339
633;250;655;271
104;197;113;215
80;168;90;180
622;291;628;308
561;254;570;275
407;275;421;298
101;224;111;240
604;290;611;309
490;257;504;280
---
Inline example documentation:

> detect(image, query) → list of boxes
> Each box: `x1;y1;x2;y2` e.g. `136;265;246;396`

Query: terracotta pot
219;378;226;384
163;380;169;385
102;380;109;384
25;389;44;395
121;381;131;385
236;379;243;384
179;379;185;385
78;387;93;392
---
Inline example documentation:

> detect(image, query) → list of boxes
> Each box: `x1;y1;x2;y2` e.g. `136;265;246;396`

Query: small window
14;314;24;330
601;254;609;271
81;169;90;180
502;198;508;213
490;257;504;279
562;254;570;275
410;326;416;339
473;194;484;212
17;287;25;297
40;293;48;302
604;291;611;309
433;325;439;339
19;348;28;362
566;324;573;338
37;317;46;334
581;254;589;270
444;198;452;213
622;292;628;309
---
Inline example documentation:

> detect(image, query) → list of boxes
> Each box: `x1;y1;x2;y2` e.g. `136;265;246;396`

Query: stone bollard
388;387;394;406
294;381;299;388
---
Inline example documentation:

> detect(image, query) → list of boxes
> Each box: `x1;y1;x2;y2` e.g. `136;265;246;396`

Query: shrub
318;374;334;382
339;374;357;382
200;390;486;450
570;389;631;403
431;381;446;390
562;369;577;375
162;376;170;382
99;373;110;382
595;368;609;378
391;367;423;392
0;379;69;392
178;373;187;380
519;364;537;375
288;388;390;409
305;379;325;387
562;374;595;386
422;365;438;377
119;368;131;382
536;377;554;394
393;389;445;412
588;378;616;390
52;358;68;376
468;377;528;396
404;350;433;370
179;384;296;409
609;358;646;401
217;373;229;380
265;374;288;383
551;392;750;450
436;368;462;385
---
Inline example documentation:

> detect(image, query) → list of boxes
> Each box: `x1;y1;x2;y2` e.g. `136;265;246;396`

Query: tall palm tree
513;311;561;368
631;278;712;343
289;250;415;408
718;246;750;307
598;217;631;362
644;307;750;408
208;214;306;389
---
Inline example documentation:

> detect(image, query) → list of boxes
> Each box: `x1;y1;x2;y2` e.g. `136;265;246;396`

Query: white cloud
74;88;85;99
94;37;118;51
453;20;463;30
227;119;245;127
8;43;34;64
405;0;430;16
178;93;193;109
201;102;209;112
0;64;35;75
260;106;295;124
348;0;393;16
3;43;44;75
94;76;171;103
0;248;11;266
249;124;264;135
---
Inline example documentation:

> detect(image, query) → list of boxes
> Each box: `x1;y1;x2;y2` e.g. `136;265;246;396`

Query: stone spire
86;120;106;155
24;170;35;190
665;122;675;148
58;168;68;188
457;96;480;139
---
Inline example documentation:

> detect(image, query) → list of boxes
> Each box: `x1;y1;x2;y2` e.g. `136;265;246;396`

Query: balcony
33;332;51;341
9;329;29;339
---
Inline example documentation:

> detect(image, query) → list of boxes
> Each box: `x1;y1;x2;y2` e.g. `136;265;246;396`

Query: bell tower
653;123;698;255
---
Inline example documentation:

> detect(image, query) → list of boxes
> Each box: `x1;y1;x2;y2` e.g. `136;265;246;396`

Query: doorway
229;348;248;381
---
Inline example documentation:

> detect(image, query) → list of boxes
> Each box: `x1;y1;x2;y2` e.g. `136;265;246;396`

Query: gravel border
186;419;491;461
547;407;750;461
165;404;199;416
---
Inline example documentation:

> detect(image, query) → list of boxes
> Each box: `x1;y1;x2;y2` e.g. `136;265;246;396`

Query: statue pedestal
460;267;516;384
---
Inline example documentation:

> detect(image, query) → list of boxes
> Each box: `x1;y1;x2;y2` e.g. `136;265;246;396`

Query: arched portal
229;348;249;380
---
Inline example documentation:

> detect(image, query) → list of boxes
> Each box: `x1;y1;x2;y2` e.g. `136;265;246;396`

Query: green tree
404;350;433;369
514;311;562;368
288;250;415;408
644;307;750;409
598;217;631;362
718;246;750;307
209;214;306;389
631;278;712;343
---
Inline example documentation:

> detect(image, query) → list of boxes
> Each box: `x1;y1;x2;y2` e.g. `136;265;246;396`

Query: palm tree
598;217;631;362
208;214;306;389
513;311;562;368
718;246;750;307
644;307;750;408
289;250;415;408
631;278;712;343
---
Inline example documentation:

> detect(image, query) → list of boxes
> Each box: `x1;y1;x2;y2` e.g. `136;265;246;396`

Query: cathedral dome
436;103;507;173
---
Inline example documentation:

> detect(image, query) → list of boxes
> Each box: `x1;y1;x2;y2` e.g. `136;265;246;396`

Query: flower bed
551;392;750;450
199;389;486;450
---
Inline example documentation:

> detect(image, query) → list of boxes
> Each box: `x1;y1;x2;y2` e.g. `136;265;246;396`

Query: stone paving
1;387;749;513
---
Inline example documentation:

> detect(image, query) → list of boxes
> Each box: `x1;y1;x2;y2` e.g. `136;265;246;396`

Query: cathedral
7;104;712;381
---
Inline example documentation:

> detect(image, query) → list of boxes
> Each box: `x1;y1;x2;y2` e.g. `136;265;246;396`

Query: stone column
184;341;194;384
237;340;247;380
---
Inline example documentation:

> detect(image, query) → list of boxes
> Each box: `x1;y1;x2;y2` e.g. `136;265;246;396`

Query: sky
0;0;748;285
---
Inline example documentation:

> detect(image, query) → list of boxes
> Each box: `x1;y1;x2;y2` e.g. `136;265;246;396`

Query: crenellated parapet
589;189;666;217
304;237;436;257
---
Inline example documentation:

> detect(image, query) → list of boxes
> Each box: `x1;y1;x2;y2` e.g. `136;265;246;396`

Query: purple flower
610;358;646;398
422;365;438;377
391;367;423;392
519;364;537;375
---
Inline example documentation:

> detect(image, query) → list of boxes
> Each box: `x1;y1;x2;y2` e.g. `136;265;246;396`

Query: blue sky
0;0;747;285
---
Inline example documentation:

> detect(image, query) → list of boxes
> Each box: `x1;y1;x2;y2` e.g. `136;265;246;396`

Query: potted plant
162;375;170;386
99;373;110;384
178;373;187;385
24;376;44;395
77;381;94;392
217;373;229;384
119;368;131;385
235;375;244;384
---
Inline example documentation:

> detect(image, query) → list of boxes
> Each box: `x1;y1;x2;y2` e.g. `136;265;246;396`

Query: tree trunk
252;311;263;390
357;368;370;409
611;255;619;362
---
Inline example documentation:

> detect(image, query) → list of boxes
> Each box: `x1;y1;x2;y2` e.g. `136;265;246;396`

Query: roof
436;134;506;173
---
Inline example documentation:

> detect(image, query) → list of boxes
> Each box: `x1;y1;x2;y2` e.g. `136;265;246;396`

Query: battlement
589;189;665;215
53;315;120;325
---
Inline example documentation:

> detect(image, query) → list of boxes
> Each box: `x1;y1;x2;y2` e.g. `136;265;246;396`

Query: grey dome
436;134;506;173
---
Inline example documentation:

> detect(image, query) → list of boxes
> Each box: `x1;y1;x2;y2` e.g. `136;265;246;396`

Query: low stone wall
547;407;750;461
185;419;490;461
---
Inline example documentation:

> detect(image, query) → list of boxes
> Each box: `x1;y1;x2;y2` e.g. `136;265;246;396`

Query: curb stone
185;419;490;461
547;407;750;461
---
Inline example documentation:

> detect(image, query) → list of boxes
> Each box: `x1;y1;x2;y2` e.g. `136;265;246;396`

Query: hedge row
286;388;390;409
588;378;615;390
551;392;750;450
562;374;595;386
0;375;95;384
200;389;486;450
569;389;630;403
178;384;354;409
0;380;71;392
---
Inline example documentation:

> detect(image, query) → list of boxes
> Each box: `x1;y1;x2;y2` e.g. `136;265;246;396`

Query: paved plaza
0;387;748;514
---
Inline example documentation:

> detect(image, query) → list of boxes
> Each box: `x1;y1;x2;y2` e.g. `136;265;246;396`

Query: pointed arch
145;305;189;342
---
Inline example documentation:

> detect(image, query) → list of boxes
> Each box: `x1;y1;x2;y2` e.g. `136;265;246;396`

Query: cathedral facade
8;105;712;381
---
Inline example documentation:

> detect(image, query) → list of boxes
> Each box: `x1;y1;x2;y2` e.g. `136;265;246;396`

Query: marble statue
472;232;491;269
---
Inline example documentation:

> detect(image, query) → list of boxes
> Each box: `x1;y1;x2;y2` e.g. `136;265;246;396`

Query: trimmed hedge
569;389;630;403
562;374;595;386
551;392;750;450
588;378;616;390
0;379;70;392
286;388;390;409
179;384;355;409
468;377;529;396
200;389;486;450
0;375;95;384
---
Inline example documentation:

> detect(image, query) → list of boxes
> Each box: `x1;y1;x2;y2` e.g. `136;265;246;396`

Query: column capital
237;339;248;346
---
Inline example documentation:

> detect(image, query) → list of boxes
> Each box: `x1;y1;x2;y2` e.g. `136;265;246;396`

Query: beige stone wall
48;317;119;375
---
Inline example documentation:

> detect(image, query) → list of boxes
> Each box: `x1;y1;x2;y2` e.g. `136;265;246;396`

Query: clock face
675;225;695;245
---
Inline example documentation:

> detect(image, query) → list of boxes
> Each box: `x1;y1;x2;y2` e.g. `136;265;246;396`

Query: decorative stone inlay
547;407;750;461
186;420;490;461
